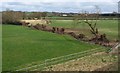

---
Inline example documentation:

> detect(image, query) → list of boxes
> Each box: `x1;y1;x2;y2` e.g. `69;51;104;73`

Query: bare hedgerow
2;10;24;25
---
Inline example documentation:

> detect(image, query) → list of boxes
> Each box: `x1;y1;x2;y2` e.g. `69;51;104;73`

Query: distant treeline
2;10;47;25
2;10;119;24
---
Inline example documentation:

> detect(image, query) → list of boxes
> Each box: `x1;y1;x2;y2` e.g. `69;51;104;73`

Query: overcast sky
0;0;119;13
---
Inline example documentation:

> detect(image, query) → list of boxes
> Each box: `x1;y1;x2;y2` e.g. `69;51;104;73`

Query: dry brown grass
45;52;118;71
20;20;49;26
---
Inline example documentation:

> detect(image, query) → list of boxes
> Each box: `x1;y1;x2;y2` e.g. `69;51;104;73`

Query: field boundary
15;47;106;71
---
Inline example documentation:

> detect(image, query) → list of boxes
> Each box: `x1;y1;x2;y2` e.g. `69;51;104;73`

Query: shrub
2;10;24;25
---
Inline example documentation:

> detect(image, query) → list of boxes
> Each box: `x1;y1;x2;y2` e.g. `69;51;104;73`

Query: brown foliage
78;34;85;39
2;11;24;24
21;22;30;26
52;27;56;33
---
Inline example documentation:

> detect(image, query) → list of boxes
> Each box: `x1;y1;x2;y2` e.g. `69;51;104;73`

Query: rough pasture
45;52;118;71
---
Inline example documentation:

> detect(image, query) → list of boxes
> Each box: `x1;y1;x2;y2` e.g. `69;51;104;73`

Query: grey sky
0;0;119;13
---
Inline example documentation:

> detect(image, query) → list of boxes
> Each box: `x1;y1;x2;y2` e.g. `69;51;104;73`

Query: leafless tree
73;5;101;37
73;5;110;44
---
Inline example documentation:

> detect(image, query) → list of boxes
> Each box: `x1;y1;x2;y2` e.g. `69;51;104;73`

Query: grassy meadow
2;25;102;71
0;24;2;72
50;20;118;40
2;18;118;71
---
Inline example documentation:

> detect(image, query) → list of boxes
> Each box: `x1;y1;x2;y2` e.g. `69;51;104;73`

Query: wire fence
15;47;106;71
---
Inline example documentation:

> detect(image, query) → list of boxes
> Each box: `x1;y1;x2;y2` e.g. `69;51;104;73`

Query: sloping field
2;25;102;71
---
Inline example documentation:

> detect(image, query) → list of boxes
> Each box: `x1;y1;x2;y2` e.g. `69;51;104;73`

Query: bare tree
73;5;109;44
85;6;100;37
73;5;101;37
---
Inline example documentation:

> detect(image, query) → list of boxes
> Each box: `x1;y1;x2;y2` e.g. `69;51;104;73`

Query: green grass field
2;25;102;71
50;20;118;40
0;24;2;72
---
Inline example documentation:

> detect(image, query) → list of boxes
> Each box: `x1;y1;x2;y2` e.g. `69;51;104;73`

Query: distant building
62;14;67;16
